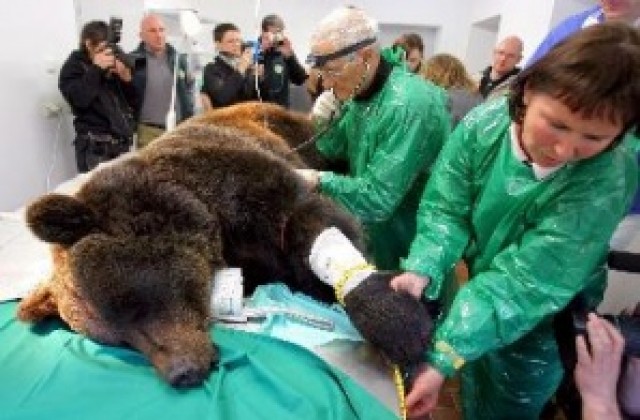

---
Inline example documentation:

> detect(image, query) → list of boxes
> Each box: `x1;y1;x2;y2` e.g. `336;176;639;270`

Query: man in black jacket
200;23;257;110
59;20;136;173
256;14;307;108
478;35;523;100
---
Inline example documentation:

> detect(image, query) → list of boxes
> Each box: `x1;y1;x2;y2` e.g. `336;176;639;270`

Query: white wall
1;0;597;211
190;0;474;62
0;0;78;212
468;0;556;65
76;0;146;51
465;15;500;75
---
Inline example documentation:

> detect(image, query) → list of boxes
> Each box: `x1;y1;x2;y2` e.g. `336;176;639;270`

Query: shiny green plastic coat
317;58;449;270
402;98;638;418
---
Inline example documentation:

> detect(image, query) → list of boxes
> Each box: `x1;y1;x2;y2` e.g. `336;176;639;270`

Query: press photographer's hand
277;36;293;58
112;59;132;82
92;43;115;70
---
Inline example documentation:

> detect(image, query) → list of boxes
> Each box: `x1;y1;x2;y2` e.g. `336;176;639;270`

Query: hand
311;90;341;127
238;49;253;74
112;59;132;82
390;272;429;300
295;169;322;191
405;363;445;417
277;36;293;58
92;44;115;71
574;313;624;418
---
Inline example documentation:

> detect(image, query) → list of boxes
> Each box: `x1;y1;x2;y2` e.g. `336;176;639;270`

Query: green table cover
0;301;395;420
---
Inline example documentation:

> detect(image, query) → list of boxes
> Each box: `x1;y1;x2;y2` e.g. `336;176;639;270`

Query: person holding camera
200;23;257;110
131;14;194;148
255;14;307;108
59;20;136;173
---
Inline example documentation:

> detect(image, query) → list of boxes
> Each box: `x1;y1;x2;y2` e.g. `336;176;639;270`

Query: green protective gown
316;55;450;270
0;301;395;420
401;98;638;419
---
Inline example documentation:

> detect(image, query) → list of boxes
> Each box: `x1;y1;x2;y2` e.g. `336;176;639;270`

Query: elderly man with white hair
296;6;450;271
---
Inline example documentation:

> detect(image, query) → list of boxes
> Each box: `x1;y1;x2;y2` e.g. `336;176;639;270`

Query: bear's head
22;159;222;387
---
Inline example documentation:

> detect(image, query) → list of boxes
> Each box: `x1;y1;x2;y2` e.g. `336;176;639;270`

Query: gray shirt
139;50;180;126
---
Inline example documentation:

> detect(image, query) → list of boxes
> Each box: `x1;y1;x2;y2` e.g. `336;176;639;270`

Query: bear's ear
26;193;98;245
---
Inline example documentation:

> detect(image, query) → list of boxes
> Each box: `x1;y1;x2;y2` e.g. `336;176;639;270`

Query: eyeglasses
316;57;357;79
494;49;520;60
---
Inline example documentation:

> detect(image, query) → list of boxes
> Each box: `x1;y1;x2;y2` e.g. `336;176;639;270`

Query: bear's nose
167;357;209;388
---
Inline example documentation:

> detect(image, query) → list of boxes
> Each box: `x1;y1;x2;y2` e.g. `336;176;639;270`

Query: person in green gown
297;6;450;270
391;22;640;419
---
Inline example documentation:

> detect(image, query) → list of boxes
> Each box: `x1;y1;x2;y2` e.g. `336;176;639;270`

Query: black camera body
107;17;145;70
573;310;640;357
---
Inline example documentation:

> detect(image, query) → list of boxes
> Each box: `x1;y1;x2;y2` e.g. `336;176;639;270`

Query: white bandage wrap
309;227;374;296
211;268;244;318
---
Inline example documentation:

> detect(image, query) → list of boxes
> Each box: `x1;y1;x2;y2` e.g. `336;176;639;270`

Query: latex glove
406;363;446;417
390;272;430;300
295;168;322;191
311;90;340;127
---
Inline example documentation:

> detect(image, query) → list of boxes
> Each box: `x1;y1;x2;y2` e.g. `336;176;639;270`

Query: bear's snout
167;354;215;388
125;321;218;388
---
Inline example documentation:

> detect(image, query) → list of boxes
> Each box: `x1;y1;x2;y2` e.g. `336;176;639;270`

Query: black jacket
478;66;520;99
200;56;256;108
259;48;307;108
59;50;136;139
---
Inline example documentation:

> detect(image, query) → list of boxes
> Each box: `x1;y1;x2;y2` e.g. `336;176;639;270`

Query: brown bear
17;102;432;388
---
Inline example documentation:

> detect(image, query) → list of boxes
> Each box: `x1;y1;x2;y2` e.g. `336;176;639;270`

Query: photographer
59;20;136;173
200;23;257;110
256;14;307;108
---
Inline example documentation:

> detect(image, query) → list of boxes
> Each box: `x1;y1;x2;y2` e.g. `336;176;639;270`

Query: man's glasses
316;58;357;79
306;37;376;68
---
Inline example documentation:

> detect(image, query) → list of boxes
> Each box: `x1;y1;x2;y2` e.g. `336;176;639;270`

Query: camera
242;39;264;64
241;40;257;53
573;310;640;357
107;17;145;70
268;31;286;46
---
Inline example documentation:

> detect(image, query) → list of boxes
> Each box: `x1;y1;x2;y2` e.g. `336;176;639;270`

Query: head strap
306;37;376;68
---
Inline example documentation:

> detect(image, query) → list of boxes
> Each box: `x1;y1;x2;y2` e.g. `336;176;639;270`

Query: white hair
310;6;379;51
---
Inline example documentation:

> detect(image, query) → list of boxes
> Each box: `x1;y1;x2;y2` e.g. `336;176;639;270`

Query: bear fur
18;102;432;388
